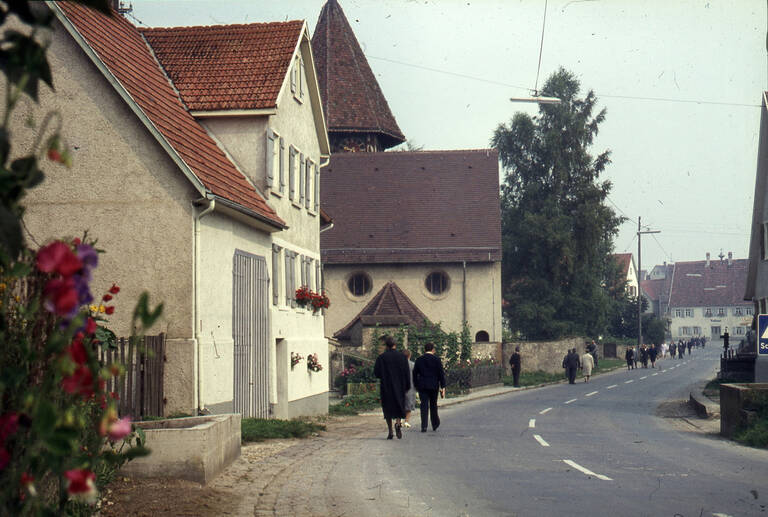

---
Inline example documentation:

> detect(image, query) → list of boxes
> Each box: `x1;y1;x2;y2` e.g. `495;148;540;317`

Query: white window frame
684;308;693;318
675;308;683;318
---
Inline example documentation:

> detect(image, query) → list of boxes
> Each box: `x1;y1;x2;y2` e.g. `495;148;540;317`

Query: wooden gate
101;333;166;419
232;250;270;418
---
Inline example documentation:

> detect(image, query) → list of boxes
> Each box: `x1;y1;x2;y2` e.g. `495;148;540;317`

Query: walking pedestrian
373;335;411;440
413;342;446;432
402;349;416;429
587;340;599;368
649;344;658;368
581;349;594;382
563;348;580;383
625;347;634;370
670;342;677;359
509;346;522;388
640;345;649;368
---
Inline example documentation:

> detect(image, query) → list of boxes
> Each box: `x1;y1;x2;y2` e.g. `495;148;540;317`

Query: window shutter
271;244;281;305
300;255;306;287
290;252;297;308
314;163;319;212
289;147;296;200
279;137;285;193
307;258;313;290
299;153;305;204
290;59;296;93
284;251;292;305
315;261;321;292
305;159;311;208
265;129;275;188
298;57;304;98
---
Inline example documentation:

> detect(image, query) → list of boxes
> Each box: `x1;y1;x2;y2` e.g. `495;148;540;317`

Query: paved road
331;345;768;517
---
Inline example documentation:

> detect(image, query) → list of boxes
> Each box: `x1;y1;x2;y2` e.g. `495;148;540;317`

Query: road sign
759;314;768;355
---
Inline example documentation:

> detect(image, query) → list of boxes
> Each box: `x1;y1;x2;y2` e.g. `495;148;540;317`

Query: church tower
312;0;405;153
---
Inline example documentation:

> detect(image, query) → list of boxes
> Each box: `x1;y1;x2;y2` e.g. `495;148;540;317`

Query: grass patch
592;357;625;374
504;370;564;387
734;416;768;448
241;418;326;443
138;413;194;422
329;392;380;416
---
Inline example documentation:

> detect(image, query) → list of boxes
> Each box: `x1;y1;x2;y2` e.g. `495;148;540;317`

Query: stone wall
720;383;768;438
502;337;592;375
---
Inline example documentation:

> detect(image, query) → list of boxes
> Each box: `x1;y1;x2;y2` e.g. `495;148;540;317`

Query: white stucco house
15;3;330;418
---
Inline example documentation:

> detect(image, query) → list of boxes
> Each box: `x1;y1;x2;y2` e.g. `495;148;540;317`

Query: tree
642;315;668;345
491;68;625;340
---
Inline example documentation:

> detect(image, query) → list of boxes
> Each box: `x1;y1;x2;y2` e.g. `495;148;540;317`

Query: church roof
56;3;284;228
312;0;404;148
140;21;304;111
320;150;501;264
333;282;429;340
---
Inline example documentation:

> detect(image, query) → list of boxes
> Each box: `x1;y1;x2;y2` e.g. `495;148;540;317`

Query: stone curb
689;380;720;418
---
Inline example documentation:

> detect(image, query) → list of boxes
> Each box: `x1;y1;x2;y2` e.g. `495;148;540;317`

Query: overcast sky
130;0;766;271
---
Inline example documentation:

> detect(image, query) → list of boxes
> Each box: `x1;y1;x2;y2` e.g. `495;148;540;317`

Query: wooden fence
99;333;166;419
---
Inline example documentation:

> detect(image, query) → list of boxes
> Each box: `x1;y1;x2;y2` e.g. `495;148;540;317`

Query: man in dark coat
373;335;411;440
563;348;580;383
648;344;658;368
509;346;522;388
413;342;446;432
625;347;634;370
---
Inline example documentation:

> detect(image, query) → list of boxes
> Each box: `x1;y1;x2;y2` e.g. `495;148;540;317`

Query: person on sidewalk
373;335;411;440
580;349;594;382
625;347;634;370
649;344;658;368
509;346;522;388
402;349;417;429
413;342;446;432
563;348;580;384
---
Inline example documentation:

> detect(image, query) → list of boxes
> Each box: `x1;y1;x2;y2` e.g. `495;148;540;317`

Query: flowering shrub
290;352;303;369
295;285;330;313
307;353;323;372
0;2;164;513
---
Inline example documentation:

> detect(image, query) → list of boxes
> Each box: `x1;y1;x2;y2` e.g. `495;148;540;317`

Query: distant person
649;344;658;368
670;342;677;359
625;347;635;370
633;346;639;369
661;342;668;359
413;342;446;432
509;346;522;388
563;348;580;384
402;349;417;429
373;335;411;440
640;345;649;368
687;340;692;356
581;349;595;382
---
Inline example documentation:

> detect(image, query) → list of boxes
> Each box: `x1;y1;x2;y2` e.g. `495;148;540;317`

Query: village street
119;343;768;517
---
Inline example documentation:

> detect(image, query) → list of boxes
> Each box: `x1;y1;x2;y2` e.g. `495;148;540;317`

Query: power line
366;54;761;109
650;233;672;261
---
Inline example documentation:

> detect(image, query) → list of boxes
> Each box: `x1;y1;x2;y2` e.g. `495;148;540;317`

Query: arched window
475;331;489;342
425;271;449;295
347;272;371;296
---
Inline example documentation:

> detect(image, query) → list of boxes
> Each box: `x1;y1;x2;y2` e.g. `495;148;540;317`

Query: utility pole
637;216;660;348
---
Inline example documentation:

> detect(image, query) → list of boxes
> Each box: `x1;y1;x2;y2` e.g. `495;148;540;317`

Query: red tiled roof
312;0;404;149
613;253;632;277
334;282;429;340
141;21;303;111
641;278;663;300
320;150;501;264
669;259;751;307
57;3;284;228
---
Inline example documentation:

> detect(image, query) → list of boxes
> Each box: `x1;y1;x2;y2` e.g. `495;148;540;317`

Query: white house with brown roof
613;253;639;297
13;3;329;419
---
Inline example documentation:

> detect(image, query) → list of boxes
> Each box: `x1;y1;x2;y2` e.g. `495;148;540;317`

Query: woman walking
373;335;411;439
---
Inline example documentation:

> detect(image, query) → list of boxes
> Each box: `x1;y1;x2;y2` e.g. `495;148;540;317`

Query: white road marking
529;419;536;429
563;459;613;481
606;384;617;389
652;373;658;376
533;434;550;447
585;391;598;397
640;376;648;380
712;513;735;517
624;380;634;384
564;398;578;404
539;407;553;415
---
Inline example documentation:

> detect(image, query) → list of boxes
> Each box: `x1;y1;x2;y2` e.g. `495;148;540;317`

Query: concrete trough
120;413;241;485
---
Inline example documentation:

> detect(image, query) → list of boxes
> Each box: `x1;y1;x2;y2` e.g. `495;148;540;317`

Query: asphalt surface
336;344;768;517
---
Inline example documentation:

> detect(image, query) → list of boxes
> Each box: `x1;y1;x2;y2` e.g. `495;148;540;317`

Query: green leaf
135;426;146;447
10;155;44;189
95;325;116;348
123;445;151;460
34;400;56;437
0;204;23;263
0;30;53;101
8;260;31;278
0;127;9;166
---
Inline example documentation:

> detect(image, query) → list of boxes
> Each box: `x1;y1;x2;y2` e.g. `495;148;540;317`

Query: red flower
85;317;97;335
20;472;36;499
108;284;120;294
47;148;61;162
61;365;95;398
72;237;81;246
104;306;115;315
37;241;82;277
102;294;112;302
64;469;96;500
0;412;19;441
43;277;79;317
67;334;88;365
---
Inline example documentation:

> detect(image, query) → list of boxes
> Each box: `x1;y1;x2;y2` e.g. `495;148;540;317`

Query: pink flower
107;417;132;441
36;241;82;277
64;469;96;501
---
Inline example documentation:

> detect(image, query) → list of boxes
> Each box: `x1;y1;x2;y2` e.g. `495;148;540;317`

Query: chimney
706;252;710;267
728;251;732;266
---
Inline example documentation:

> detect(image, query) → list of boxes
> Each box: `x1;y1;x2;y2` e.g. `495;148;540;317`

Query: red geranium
64;469;96;500
43;277;79;317
36;241;82;277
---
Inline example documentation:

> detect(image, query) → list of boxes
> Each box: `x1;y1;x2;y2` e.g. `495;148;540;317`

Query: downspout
194;197;215;413
462;261;467;324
